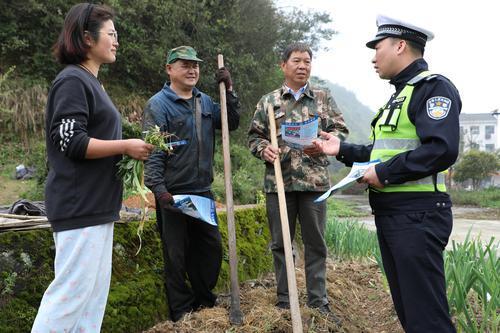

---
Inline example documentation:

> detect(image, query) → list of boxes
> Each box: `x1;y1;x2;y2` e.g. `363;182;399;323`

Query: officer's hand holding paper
172;195;218;226
314;160;380;203
310;130;380;202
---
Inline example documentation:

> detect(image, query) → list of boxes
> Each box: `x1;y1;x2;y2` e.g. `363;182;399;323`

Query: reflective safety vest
369;71;447;192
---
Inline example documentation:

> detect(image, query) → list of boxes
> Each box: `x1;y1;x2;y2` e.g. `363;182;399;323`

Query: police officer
248;42;348;322
313;15;460;333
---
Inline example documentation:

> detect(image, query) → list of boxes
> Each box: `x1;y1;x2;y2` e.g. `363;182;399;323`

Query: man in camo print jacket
247;42;348;319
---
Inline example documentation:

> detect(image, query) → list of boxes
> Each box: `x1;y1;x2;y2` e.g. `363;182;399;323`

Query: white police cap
366;15;434;49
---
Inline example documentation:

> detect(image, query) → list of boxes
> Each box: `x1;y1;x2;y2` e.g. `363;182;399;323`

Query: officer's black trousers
375;208;456;333
156;196;222;322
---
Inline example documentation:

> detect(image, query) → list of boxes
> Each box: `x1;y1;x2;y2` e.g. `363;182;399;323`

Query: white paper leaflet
314;160;381;203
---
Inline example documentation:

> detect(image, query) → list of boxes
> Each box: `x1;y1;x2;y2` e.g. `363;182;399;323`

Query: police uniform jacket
337;59;461;214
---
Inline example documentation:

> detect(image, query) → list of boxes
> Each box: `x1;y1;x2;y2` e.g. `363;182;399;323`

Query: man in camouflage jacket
247;43;348;318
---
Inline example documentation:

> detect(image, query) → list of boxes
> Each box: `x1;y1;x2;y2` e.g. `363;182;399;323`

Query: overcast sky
276;0;500;114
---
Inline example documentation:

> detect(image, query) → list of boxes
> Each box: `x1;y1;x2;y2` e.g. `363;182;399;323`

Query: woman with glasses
31;3;153;332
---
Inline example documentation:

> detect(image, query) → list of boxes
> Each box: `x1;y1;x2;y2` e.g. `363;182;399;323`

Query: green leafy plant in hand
117;125;173;253
117;125;173;200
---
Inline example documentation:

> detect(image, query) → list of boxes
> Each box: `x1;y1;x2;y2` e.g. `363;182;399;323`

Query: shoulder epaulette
425;74;438;81
407;71;438;85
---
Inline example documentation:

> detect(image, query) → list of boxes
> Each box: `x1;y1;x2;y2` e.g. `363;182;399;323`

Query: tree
1;1;69;80
0;1;334;92
459;127;481;152
453;150;500;190
1;0;335;145
0;0;337;204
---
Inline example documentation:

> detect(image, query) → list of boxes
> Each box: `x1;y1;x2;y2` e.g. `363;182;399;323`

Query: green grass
325;217;381;265
327;197;367;218
325;203;380;263
450;188;500;209
445;234;499;333
324;204;499;333
0;141;45;204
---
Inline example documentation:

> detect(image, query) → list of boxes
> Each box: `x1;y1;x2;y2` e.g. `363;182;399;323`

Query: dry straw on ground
145;258;402;333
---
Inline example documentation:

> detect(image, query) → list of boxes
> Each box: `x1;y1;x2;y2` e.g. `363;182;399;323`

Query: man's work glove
215;67;233;90
156;192;182;213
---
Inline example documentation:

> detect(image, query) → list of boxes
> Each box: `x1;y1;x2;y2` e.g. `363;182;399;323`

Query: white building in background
459;110;500;153
458;110;499;188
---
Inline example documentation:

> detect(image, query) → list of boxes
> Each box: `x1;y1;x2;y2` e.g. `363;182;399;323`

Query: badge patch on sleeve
426;96;452;120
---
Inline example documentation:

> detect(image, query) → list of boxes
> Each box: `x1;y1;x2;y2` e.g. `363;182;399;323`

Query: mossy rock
0;205;272;333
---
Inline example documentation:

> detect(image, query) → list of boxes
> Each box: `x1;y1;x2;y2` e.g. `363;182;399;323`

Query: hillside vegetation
1;0;376;205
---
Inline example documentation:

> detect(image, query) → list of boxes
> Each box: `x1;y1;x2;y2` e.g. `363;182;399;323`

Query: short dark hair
52;3;115;65
281;43;313;62
405;39;425;57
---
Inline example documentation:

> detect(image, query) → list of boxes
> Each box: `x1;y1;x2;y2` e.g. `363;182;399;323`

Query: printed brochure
280;116;318;150
172;195;217;226
314;159;381;203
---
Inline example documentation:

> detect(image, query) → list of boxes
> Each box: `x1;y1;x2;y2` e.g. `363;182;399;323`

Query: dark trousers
156;194;222;322
375;208;456;333
266;191;328;307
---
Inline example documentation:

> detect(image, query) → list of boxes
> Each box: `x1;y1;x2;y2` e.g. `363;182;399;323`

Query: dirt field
121;194;402;332
144;258;403;333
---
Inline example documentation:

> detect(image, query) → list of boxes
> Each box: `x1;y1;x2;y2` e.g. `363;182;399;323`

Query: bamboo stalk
267;104;303;332
2;225;51;232
0;221;50;232
0;219;47;226
218;54;243;326
0;213;47;220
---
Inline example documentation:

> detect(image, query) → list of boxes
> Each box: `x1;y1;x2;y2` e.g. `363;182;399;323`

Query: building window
469;142;480;150
485;125;495;140
485;144;495;152
470;126;480;135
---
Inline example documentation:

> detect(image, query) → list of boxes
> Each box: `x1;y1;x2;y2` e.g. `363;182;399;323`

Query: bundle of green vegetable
117;125;173;253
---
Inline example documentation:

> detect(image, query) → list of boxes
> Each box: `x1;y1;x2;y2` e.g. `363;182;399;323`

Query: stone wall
0;206;272;333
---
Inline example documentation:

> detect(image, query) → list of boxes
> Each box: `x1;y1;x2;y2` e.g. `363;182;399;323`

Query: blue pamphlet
280;116;319;150
173;194;217;226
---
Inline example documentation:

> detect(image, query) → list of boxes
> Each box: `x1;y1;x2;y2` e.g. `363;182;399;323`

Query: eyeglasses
99;31;118;42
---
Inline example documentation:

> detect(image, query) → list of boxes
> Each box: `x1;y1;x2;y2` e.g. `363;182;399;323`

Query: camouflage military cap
166;45;203;64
